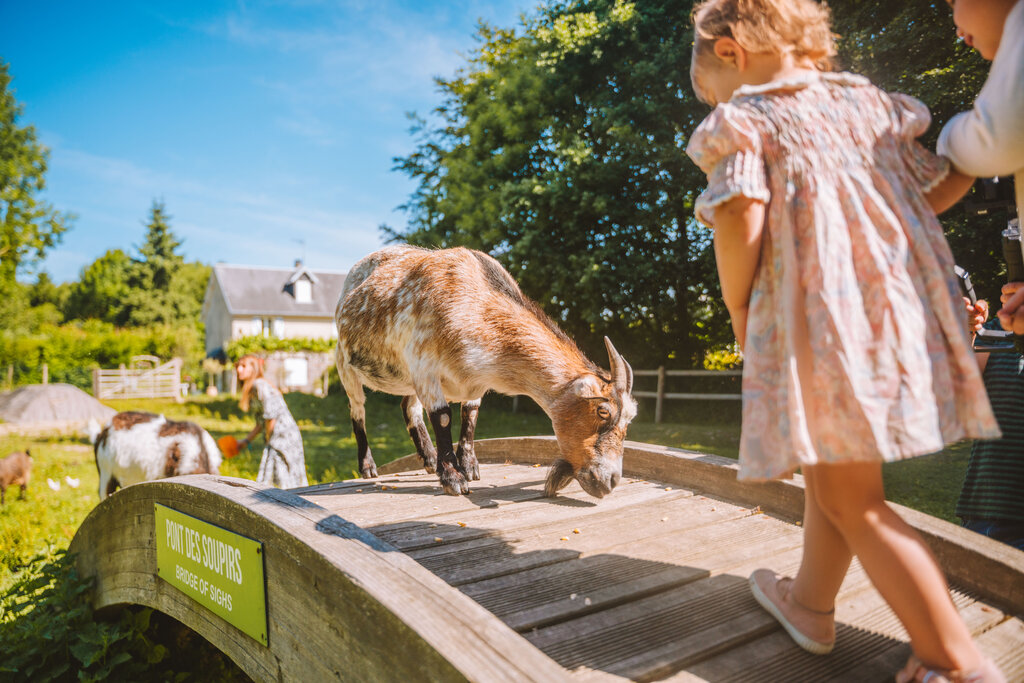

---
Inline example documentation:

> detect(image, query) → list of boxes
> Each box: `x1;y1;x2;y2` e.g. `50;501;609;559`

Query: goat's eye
596;406;612;420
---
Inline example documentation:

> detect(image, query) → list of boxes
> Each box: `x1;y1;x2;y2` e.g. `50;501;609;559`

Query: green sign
154;503;268;646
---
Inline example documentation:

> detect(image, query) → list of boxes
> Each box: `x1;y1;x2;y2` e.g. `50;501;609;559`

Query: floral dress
250;378;308;488
686;72;1000;481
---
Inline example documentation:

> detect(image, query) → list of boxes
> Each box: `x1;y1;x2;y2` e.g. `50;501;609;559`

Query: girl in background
686;0;1003;680
236;354;309;489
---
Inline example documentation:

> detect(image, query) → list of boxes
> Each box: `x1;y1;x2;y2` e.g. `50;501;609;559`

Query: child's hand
964;297;988;335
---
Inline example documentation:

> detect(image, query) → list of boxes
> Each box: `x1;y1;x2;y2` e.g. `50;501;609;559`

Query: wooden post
42;363;48;385
6;364;13;390
512;395;519;413
655;366;666;424
93;368;100;398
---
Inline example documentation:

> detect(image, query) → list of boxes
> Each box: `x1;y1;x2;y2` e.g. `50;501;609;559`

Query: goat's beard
543;458;575;497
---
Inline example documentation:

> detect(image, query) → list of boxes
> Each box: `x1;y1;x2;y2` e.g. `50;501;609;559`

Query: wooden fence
93;356;184;402
633;367;742;423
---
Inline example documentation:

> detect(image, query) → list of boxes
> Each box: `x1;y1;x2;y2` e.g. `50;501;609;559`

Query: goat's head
546;337;637;499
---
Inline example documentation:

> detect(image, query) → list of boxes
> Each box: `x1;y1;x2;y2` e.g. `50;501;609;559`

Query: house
201;261;346;393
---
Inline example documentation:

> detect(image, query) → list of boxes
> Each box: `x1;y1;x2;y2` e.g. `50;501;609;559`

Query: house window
249;317;280;337
294;279;312;303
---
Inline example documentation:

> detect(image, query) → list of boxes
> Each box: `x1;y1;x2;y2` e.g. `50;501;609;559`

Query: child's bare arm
925;167;974;215
712;196;766;349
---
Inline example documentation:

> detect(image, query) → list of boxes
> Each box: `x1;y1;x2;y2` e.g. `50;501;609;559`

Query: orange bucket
217;435;240;459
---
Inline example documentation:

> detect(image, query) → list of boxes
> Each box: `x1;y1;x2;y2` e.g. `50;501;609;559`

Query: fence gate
93;356;184;402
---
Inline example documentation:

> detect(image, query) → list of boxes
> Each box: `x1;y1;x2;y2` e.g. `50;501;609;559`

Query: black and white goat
335;245;636;497
87;411;222;500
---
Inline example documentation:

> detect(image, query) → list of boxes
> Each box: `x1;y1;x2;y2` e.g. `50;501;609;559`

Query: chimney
294;259;303;268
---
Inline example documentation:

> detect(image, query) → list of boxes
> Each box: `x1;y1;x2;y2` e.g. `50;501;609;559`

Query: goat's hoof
466;463;480;481
440;473;470;496
423;458;437;474
361;466;378;479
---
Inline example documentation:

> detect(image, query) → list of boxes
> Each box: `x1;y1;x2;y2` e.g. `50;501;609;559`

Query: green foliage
0;321;202;390
390;0;1002;366
703;347;742;371
224;335;336;362
388;0;721;368
0;550;247;682
829;1;1004;304
0;61;74;297
64;249;133;322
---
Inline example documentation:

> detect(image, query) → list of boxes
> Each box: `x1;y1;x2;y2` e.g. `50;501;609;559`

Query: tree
118;200;208;328
389;0;717;366
0;61;74;295
64;249;133;322
389;0;997;366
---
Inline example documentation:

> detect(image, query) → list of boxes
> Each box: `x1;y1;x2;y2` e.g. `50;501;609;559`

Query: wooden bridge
69;437;1024;681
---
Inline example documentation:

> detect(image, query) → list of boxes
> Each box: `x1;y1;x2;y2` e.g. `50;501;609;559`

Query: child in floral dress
686;1;1003;680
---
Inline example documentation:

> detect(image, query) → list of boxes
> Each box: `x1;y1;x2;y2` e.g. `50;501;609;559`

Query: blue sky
1;1;536;284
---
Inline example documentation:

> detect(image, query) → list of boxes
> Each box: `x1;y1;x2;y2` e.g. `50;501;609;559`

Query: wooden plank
296;468;678;537
526;549;890;681
461;513;803;632
462;438;1024;615
372;481;698;552
70;475;570;683
407;491;753;587
660;585;1006;683
976;617;1024;681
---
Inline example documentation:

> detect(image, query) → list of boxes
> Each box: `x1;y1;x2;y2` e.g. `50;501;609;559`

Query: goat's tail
86;418;103;444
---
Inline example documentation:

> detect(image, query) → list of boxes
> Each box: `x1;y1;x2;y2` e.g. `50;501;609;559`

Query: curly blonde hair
692;0;836;69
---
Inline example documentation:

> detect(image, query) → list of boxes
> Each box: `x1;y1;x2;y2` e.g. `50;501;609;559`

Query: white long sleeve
937;1;1024;180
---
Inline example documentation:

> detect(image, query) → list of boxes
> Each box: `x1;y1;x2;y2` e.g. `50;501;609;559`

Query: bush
224;335;335;362
0;321;202;391
0;550;247;682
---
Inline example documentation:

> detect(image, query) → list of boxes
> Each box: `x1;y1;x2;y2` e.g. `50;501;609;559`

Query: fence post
7;364;12;390
93;368;100;398
655;366;666;424
42;363;48;385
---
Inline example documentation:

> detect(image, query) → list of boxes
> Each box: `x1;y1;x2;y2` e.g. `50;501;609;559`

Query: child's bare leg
809;462;983;671
790;466;853;612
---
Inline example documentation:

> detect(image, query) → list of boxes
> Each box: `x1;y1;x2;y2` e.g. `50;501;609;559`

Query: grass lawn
0;391;973;593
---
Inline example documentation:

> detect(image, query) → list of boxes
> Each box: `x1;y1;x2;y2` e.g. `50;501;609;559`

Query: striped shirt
957;347;1024;523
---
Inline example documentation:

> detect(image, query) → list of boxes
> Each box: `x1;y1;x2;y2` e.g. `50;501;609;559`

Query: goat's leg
427;404;469;495
456;399;481;481
416;380;468;495
339;364;377;478
401;395;437;473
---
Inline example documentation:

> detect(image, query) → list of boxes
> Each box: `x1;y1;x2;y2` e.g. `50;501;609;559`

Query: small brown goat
335;245;637;497
0;450;32;505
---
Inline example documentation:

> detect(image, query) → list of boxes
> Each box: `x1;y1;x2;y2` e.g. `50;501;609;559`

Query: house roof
207;262;347;318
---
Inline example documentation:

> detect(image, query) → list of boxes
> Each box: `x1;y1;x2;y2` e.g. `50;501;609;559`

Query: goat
87;411;222;500
335;245;637;497
0;450;32;504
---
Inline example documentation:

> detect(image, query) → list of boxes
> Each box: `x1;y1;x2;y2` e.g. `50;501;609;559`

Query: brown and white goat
87;411;222;500
0;450;32;505
335;245;637;497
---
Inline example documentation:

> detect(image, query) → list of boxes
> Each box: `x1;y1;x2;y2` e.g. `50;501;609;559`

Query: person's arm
937;14;1024;178
925;168;975;214
712;196;766;349
240;423;262;450
996;281;1024;334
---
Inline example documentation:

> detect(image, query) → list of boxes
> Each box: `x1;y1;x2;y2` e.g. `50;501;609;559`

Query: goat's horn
604;336;632;395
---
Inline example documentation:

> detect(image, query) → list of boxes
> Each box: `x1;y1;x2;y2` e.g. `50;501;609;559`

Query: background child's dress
250;377;309;488
686;72;1000;480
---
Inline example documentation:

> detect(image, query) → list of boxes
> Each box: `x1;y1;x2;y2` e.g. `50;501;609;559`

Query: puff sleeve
890;93;950;193
685;104;770;228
